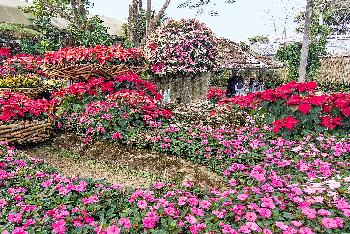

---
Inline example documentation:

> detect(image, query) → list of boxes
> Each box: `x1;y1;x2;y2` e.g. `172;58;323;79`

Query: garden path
23;133;226;189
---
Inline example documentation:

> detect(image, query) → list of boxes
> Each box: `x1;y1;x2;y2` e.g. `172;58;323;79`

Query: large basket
0;119;53;144
0;87;46;99
43;63;146;81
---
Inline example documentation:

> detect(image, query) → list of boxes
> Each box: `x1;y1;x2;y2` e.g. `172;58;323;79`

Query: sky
89;0;306;42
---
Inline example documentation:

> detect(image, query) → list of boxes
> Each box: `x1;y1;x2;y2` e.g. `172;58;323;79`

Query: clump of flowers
3;54;44;75
54;73;172;143
44;45;145;67
0;74;43;88
0;92;55;123
218;81;350;135
145;19;217;77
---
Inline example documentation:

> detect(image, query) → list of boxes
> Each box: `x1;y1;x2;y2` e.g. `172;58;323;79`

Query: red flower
320;116;343;130
284;116;299;129
341;106;350;117
287;95;301;105
298;103;312;115
272;116;299;132
297;82;317;92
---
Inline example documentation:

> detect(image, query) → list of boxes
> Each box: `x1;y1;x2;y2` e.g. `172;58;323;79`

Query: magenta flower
52;219;66;234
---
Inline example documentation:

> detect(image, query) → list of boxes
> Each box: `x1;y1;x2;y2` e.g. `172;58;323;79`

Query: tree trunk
145;0;152;37
128;0;139;45
147;0;171;35
299;0;314;82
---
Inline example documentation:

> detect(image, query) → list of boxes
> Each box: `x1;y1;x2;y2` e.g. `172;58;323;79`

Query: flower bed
216;82;350;136
0;92;55;144
0;128;349;233
0;74;46;99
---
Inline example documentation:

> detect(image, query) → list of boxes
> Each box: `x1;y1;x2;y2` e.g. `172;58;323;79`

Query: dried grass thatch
319;55;350;85
216;38;283;70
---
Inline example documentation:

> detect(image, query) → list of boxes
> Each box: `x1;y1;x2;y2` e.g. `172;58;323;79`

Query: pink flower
153;182;164;189
322;218;338;229
237;194;249;201
258;208;272;218
199;200;211;209
137;200;147;209
186;215;197;224
12;227;27;234
143;216;158;229
52;219;66;234
118;218;131;229
8;213;22;223
299;227;315;234
318;209;331;216
82;195;99;205
301;207;317;219
106;225;121;234
0;199;7;208
112;132;122;140
245;212;257;222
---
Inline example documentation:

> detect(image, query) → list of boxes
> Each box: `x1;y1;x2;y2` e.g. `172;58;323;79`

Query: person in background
226;70;239;98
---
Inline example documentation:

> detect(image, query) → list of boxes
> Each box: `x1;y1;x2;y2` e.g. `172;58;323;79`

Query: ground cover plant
0;127;350;233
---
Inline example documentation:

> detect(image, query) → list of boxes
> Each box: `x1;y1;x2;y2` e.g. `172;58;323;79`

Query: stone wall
153;73;211;104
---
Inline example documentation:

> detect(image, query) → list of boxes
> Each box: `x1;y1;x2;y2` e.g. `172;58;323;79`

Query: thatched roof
0;0;124;36
216;38;283;70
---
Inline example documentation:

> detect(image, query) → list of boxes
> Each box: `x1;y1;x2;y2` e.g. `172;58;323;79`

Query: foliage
67;16;113;47
122;9;166;47
21;0;114;51
210;70;231;87
145;19;217;78
276;10;331;81
0;74;43;88
0;23;41;38
248;35;269;44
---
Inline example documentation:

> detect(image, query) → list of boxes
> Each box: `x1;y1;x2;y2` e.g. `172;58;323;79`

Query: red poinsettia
273;116;299;133
298;103;312;115
320;116;343;130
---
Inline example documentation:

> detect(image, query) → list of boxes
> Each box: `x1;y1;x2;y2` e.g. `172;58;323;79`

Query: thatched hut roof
216;38;283;70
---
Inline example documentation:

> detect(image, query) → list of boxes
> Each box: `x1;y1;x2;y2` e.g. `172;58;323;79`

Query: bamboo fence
0;119;53;144
43;63;146;81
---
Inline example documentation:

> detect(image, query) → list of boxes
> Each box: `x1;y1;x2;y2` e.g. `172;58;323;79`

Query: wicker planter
43;63;146;81
154;73;211;104
0;87;46;99
0;119;53;144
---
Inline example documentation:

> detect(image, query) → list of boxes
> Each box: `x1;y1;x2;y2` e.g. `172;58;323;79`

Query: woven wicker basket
44;63;146;81
0;119;53;144
0;87;46;99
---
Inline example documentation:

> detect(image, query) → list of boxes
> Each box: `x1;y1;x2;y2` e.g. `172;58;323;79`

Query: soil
23;133;226;189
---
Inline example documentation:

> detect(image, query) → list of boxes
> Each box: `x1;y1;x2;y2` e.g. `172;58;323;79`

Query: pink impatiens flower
119;218;131;229
8;213;22;223
106;225;121;234
52;219;66;234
